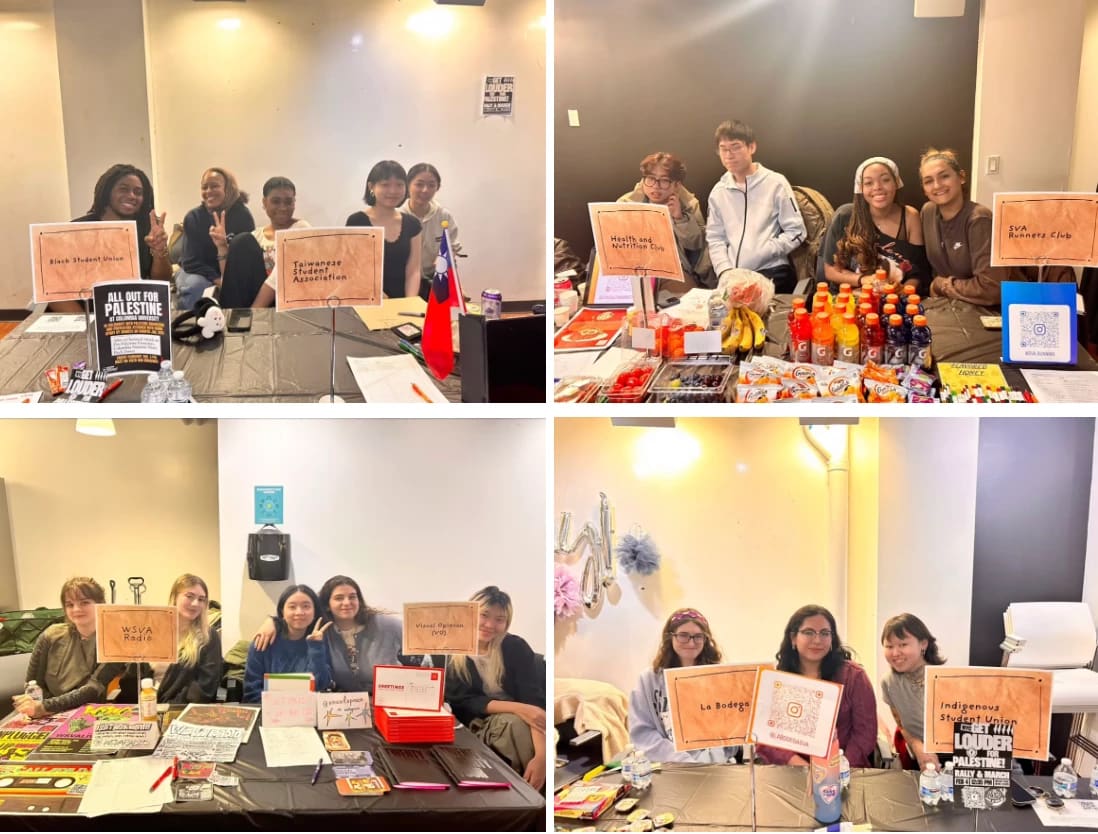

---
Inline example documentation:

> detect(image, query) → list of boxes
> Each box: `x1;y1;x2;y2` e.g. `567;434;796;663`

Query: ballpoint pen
399;312;426;318
411;383;433;403
150;757;177;792
311;758;323;785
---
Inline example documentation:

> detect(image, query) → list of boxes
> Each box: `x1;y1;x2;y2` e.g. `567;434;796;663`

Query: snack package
864;378;907;403
736;383;782;403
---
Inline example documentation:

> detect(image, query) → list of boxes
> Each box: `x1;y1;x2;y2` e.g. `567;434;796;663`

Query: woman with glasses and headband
629;608;739;763
446;587;546;791
618;152;716;293
757;604;877;768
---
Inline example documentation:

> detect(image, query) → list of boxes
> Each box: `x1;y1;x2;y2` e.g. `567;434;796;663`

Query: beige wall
0;2;70;309
847;418;880;691
1069;0;1098;193
972;0;1086;205
0;419;219;609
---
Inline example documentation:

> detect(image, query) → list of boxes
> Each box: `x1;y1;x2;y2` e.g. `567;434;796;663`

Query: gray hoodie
629;668;740;764
706;163;806;276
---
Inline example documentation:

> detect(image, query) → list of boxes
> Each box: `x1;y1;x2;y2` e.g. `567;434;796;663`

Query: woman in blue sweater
244;585;332;702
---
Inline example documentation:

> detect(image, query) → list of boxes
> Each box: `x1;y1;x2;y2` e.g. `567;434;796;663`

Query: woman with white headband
817;156;930;294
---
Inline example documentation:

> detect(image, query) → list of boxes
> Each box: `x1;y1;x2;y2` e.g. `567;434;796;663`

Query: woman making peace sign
244;584;333;702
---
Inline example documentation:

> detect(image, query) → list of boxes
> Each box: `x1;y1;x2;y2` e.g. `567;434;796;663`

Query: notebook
376;747;450;790
431;745;512;789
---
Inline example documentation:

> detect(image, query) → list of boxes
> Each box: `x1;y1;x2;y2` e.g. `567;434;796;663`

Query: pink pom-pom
554;564;582;619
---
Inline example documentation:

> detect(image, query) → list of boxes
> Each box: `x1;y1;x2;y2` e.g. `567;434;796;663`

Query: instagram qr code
1018;309;1061;349
766;682;821;736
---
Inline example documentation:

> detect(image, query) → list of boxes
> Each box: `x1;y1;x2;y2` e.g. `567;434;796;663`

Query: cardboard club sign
588;203;685;282
991;192;1098;267
924;667;1053;760
30;221;141;303
274;226;384;311
94;605;178;663
402;601;480;656
665;664;771;751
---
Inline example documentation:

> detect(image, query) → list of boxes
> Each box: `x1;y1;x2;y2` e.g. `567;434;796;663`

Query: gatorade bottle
882;303;898;320
911;315;933;370
886;314;907;366
813;291;832;316
904;303;920;339
811;311;835;366
838;282;853;297
879;283;897;316
791;307;813;363
857;302;874;323
908;294;925;315
863;313;885;364
885;292;901;314
901;283;917;306
786;297;807;358
836;313;860;364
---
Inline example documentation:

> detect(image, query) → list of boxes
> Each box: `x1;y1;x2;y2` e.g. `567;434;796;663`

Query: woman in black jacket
446;586;545;791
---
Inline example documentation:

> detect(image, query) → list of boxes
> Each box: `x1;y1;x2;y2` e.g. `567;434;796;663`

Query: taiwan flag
422;223;467;381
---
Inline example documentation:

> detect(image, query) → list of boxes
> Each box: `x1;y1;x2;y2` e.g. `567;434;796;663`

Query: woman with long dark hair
243;584;332;703
757;604;878;767
629;607;738;763
818;156;929;294
881;613;947;770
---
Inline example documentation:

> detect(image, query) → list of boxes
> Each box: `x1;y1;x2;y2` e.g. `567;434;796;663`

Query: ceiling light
75;419;116;437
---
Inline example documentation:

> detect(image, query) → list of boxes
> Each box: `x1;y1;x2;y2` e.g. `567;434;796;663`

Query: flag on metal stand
422;221;467;381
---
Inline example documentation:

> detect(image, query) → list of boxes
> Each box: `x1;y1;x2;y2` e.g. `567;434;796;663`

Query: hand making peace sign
146;209;169;258
307;616;333;642
209;209;229;255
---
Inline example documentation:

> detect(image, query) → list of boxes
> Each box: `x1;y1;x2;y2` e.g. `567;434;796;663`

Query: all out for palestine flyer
93;280;171;374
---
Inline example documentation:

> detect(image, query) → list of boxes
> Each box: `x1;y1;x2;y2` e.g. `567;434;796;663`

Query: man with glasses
618;152;716;295
706;120;806;293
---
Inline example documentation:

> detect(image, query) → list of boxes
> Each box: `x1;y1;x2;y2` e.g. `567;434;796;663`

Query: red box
372;666;454;744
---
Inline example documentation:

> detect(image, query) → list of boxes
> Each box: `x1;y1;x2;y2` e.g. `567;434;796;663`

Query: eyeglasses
672;632;707;645
797;628;833;641
718;142;749;155
642;175;675;189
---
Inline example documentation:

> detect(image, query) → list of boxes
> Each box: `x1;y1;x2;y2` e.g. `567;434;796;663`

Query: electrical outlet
986;155;1000;175
567;109;580;127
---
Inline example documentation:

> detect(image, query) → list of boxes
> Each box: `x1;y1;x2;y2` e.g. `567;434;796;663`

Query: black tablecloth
11;726;543;831
766;296;1098;388
0;308;463;403
557;766;1091;832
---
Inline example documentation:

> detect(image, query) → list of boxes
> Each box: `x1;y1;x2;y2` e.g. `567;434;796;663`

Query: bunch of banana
720;305;767;354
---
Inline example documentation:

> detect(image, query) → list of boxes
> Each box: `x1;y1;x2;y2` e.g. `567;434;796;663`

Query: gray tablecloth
0;308;463;403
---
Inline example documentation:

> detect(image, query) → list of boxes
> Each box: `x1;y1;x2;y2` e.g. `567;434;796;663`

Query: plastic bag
717;268;775;316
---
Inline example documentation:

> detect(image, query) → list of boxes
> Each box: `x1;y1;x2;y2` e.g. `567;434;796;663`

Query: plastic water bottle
621;745;635;788
1054;758;1079;797
166;370;192;403
838;748;851;790
24;680;43;704
940;761;954;803
919;762;941;806
157;359;173;386
631;749;652;792
140;372;167;403
1089;762;1098;797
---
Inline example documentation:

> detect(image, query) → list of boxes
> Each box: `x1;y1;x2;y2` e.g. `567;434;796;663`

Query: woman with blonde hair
13;577;112;718
629;607;739;763
115;573;221;704
445;586;546;790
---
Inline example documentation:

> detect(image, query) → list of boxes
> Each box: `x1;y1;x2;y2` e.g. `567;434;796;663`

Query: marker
311;758;323;785
150;757;176;792
100;379;123;401
410;383;433;404
399;312;426;318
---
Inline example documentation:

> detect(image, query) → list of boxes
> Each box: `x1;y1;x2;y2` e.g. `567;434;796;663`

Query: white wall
1069;0;1098;193
0;1;70;309
972;0;1087;205
1081;426;1098;624
0;419;220;608
554;418;834;697
216;419;546;653
144;0;546;303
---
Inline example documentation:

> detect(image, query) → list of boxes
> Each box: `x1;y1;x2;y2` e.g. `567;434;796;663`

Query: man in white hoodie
706;120;806;293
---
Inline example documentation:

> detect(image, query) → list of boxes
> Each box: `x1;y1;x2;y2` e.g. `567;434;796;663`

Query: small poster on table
1001;281;1078;365
402;601;480;656
94;605;178;663
665;663;769;751
748;668;843;759
317;692;372;729
953;721;1013;809
261;690;317;727
274;227;383;311
991;192;1098;267
93;280;171;375
924;666;1052;759
29;221;140;304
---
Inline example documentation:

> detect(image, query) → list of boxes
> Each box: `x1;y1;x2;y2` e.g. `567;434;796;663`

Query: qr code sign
766;681;822;737
1008;303;1071;362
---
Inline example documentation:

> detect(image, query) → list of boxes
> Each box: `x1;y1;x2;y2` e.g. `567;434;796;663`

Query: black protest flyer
93;280;171;375
953;721;1013;809
482;75;514;116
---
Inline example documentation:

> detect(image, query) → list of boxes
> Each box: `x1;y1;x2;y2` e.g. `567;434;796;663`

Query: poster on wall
93;280;171;375
29;221;140;304
481;75;514;116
